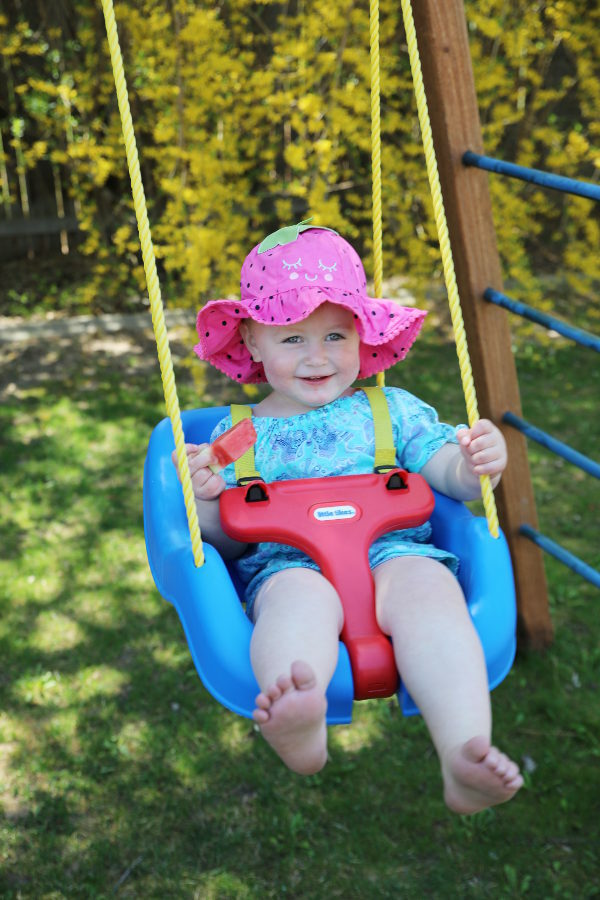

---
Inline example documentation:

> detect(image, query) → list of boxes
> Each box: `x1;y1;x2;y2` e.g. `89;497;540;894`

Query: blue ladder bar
463;151;600;202
503;412;600;479
520;525;600;589
484;289;600;353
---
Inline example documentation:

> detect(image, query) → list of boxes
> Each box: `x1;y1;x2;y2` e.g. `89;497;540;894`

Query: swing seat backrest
143;407;517;724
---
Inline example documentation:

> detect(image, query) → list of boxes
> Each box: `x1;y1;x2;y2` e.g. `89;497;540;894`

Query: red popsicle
208;418;257;473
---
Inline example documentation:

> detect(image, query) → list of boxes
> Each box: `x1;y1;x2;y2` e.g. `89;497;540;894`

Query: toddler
174;222;523;814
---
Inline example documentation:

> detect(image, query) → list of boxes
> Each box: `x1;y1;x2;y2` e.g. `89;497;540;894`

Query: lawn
1;289;599;898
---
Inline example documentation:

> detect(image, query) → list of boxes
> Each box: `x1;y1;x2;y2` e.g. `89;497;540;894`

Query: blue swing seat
143;407;517;724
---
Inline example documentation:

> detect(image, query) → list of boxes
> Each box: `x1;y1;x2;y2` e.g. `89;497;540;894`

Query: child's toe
275;673;293;694
255;691;271;710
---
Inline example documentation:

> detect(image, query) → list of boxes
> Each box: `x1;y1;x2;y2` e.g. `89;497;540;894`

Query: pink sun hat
194;221;427;383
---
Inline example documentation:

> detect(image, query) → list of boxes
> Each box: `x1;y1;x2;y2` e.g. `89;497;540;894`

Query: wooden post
409;0;553;647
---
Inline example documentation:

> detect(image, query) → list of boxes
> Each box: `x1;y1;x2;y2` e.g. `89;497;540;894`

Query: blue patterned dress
210;387;461;616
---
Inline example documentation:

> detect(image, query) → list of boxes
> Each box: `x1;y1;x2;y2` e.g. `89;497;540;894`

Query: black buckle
236;477;269;503
385;472;407;491
374;465;407;491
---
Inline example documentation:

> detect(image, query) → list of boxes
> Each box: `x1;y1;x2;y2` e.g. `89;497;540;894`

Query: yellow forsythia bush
0;1;598;314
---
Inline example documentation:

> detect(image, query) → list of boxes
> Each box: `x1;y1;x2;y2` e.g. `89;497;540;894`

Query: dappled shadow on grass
1;338;267;892
1;329;599;897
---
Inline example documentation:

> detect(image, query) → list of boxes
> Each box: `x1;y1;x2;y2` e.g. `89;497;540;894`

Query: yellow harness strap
231;388;396;483
362;387;397;471
231;404;261;483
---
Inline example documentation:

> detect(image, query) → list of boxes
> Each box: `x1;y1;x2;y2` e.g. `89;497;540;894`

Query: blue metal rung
503;412;600;479
463;151;600;202
520;525;600;589
484;289;600;353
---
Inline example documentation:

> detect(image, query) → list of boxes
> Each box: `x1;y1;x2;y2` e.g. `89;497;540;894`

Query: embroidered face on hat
195;223;427;383
241;222;366;301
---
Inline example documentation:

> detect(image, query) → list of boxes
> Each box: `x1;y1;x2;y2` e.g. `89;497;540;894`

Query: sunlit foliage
0;1;598;310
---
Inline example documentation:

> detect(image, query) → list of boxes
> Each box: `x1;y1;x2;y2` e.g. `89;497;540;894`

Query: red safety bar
219;469;434;699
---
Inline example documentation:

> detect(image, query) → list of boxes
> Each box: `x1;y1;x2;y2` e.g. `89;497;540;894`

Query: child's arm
171;443;248;559
420;419;507;501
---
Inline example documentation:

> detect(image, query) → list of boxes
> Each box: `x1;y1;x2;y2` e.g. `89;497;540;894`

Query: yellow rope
369;0;385;387
400;0;499;537
370;0;385;389
101;0;496;544
100;0;204;566
369;0;383;301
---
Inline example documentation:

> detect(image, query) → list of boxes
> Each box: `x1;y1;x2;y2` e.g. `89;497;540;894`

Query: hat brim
194;286;427;383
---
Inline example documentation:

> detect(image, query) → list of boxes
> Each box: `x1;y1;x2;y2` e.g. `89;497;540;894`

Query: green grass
1;306;599;898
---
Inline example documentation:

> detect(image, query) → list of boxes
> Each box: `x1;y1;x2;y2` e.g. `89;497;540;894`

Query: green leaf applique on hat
257;218;338;254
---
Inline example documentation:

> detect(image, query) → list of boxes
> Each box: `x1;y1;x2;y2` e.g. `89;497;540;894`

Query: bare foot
443;735;524;814
253;660;328;775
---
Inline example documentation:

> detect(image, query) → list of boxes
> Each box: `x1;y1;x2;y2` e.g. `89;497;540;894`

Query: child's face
240;302;360;415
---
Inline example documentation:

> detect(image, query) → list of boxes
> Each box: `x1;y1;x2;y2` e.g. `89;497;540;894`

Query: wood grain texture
410;0;553;646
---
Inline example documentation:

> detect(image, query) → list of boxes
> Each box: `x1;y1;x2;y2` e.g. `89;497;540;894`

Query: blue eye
282;258;302;270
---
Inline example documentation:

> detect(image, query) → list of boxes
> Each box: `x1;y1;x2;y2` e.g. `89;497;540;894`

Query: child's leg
374;556;523;814
250;567;344;775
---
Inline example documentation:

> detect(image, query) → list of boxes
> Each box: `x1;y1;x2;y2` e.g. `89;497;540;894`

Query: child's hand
456;419;507;480
171;443;226;501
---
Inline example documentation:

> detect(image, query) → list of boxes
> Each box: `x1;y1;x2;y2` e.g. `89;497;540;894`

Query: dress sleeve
385;388;459;473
